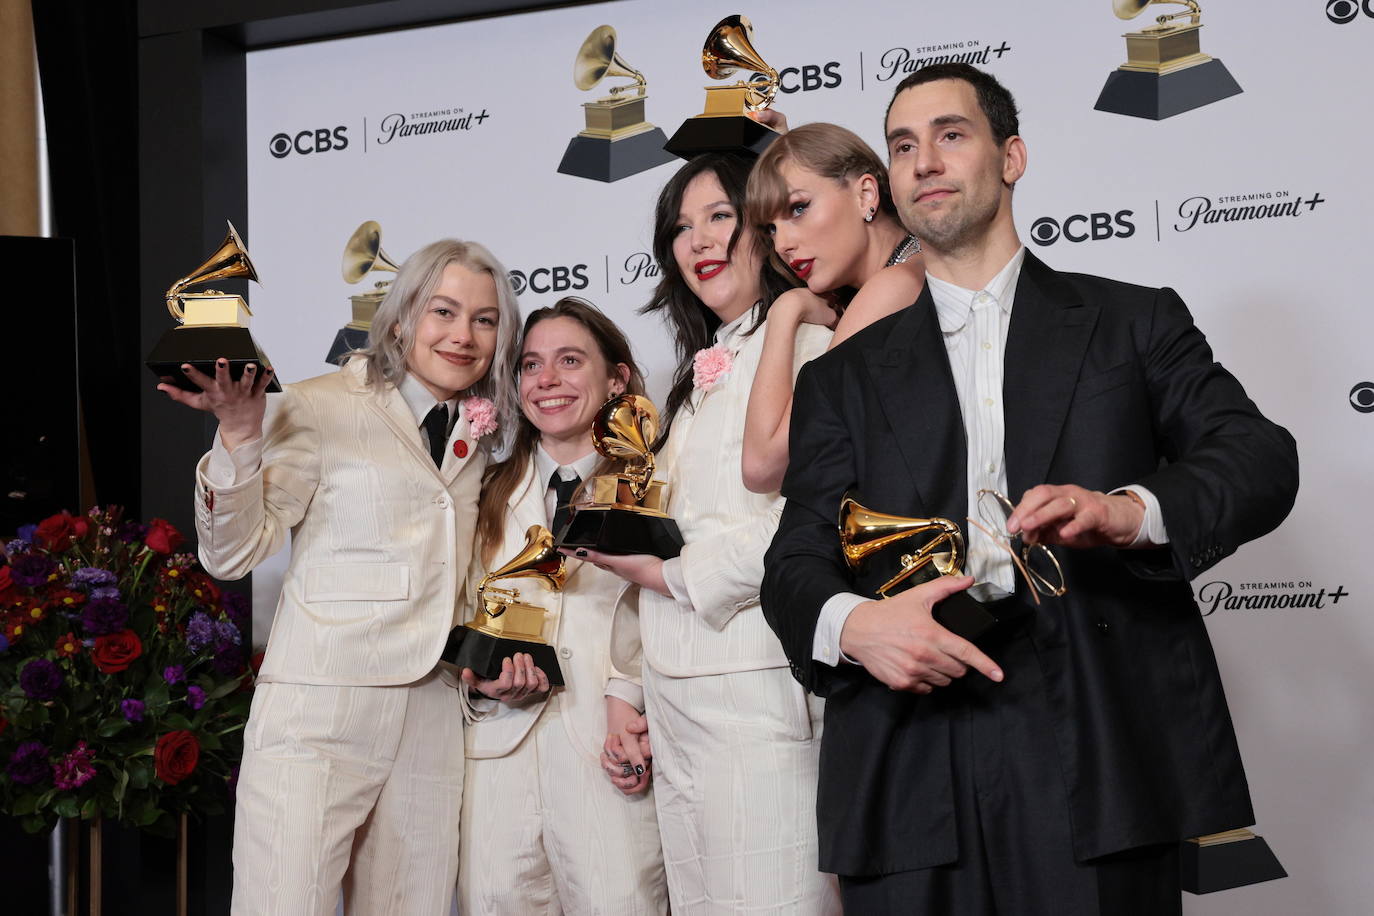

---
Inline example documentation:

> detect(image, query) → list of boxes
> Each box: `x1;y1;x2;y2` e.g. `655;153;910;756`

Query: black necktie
422;403;448;467
550;471;582;536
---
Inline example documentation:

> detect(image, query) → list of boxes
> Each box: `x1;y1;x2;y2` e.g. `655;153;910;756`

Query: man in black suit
761;63;1298;915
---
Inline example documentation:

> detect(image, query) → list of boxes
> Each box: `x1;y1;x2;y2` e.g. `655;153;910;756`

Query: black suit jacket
761;252;1298;877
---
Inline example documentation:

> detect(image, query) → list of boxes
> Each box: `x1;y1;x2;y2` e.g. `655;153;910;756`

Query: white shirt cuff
1114;484;1169;547
661;556;693;609
604;677;645;714
813;592;867;666
206;431;264;487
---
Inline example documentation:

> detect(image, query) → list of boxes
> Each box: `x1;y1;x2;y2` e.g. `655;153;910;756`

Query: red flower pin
452;440;469;459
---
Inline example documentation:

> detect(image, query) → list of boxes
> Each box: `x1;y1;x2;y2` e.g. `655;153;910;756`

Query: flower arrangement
0;507;252;836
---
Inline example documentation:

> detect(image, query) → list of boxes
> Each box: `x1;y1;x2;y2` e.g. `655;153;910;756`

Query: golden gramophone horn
838;493;964;597
591;394;658;497
573;25;646;94
701;14;779;111
1112;0;1200;24
342;220;400;285
478;525;568;603
164;221;260;322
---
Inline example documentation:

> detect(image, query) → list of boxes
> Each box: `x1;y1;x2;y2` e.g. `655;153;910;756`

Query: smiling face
404;262;500;400
768;159;873;293
885;78;1024;256
670;170;764;324
518;315;628;459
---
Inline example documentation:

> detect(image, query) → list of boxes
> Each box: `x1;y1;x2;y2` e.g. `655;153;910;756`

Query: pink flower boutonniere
461;396;499;439
692;344;733;392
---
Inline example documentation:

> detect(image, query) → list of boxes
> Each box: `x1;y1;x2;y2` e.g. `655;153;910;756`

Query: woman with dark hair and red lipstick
740;122;926;494
578;152;840;913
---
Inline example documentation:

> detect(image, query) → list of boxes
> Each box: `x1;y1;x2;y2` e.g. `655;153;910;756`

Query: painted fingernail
575;549;588;558
634;765;645;775
246;364;256;372
181;365;191;373
217;359;226;367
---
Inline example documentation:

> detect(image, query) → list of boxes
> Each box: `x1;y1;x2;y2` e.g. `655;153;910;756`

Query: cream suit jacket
194;358;488;687
631;314;832;677
463;458;641;760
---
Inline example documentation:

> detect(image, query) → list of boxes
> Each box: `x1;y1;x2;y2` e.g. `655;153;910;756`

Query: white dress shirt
811;248;1168;665
205;369;456;487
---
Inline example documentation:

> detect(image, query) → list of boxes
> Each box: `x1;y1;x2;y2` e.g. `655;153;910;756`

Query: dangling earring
864;207;875;223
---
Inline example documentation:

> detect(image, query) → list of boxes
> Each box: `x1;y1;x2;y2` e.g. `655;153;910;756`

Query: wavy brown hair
474;298;646;566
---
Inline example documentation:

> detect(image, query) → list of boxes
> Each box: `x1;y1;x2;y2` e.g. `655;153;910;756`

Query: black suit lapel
863;291;967;520
1003;253;1100;499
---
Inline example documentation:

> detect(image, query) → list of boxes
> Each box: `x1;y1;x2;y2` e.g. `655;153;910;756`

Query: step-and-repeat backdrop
243;2;1373;911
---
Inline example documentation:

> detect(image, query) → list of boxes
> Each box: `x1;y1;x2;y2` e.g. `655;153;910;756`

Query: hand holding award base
442;525;567;686
555;394;684;560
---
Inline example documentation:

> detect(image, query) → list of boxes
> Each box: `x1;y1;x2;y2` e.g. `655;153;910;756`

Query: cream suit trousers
231;673;464;916
642;665;840;914
459;698;667;915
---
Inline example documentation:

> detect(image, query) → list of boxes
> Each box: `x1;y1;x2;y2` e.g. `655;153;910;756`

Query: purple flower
90;586;120;602
5;538;26;554
115;521;148;543
16;524;37;544
214;619;241;647
81;597;128;636
52;741;96;791
186;612;215;653
211;642;246;677
10;553;56;587
187;685;206;710
71;566;117;589
20;658;64;700
163;664;185;685
121;698;146;722
6;741;50;786
221;591;251;631
0;634;9;653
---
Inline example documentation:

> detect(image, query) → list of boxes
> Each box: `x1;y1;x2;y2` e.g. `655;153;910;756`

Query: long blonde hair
349;238;521;452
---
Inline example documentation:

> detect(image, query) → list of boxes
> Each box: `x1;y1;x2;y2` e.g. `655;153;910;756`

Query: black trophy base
932;590;1033;644
556;507;684;560
147;326;282;392
1094;59;1242;120
557;128;676;183
326;325;369;366
441;626;564;687
664;116;780;160
1180;833;1287;894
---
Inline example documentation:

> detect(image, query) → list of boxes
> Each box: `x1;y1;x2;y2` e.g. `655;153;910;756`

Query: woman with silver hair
158;237;523;915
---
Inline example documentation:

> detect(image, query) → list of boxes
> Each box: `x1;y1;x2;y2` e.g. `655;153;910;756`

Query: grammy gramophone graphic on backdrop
327;220;399;365
1094;0;1242;119
664;14;782;158
146;221;281;393
556;25;676;182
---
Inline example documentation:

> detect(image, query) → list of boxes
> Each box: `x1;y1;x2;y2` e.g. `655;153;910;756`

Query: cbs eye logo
508;265;589;296
1350;381;1374;413
268;127;349;159
1327;0;1374;23
1029;211;1135;246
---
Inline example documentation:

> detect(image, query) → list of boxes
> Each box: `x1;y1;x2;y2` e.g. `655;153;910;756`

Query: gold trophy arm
1114;0;1202;29
875;528;964;598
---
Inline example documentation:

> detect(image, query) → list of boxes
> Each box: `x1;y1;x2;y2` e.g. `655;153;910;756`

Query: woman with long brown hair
741;122;926;493
459;298;667;915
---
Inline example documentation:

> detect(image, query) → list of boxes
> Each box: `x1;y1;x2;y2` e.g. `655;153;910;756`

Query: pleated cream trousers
230;672;464;916
458;699;667;915
641;665;841;914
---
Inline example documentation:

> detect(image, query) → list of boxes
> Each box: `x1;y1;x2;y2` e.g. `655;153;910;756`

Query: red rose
92;629;143;673
154;730;200;785
35;512;77;551
145;518;185;555
0;566;17;605
72;516;91;540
